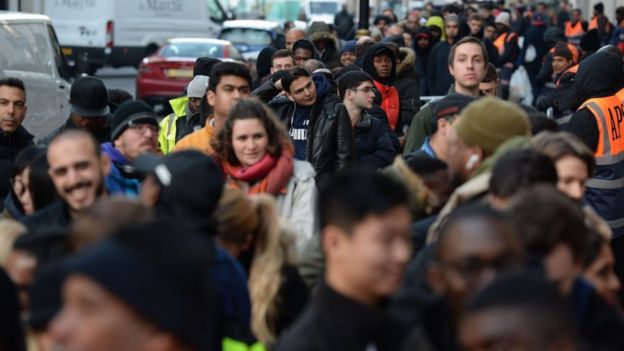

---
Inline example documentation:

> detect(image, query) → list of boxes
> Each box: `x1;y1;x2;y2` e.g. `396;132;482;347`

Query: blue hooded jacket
101;143;141;197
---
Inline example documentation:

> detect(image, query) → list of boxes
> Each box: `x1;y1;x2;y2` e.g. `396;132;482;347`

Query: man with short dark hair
565;8;588;45
174;62;252;155
404;37;488;154
276;170;412;351
255;67;354;186
0;77;34;199
271;49;295;73
479;63;499;96
589;2;613;45
338;71;397;169
292;39;317;67
23;130;110;233
39;77;111;146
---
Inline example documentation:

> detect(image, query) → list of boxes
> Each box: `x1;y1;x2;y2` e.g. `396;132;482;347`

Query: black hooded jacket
252;47;277;90
564;51;624;151
292;39;319;60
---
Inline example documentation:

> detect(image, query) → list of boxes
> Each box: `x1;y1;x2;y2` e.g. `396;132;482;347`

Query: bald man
286;29;306;52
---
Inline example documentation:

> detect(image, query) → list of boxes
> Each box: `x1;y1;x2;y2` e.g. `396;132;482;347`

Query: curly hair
211;98;290;166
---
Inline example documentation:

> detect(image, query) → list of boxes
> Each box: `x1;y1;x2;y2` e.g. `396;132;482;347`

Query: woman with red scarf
211;98;317;253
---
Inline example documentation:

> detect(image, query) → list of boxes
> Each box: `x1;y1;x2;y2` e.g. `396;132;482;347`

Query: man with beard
101;100;159;197
23;130;110;233
427;14;463;96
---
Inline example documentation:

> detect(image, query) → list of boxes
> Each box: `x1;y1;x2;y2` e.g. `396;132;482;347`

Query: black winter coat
275;282;409;351
426;42;453;95
354;113;398;169
0;126;34;199
21;201;71;234
254;83;355;187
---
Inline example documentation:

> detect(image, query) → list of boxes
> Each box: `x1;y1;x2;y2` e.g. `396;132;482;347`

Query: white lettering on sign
140;0;185;12
53;0;97;9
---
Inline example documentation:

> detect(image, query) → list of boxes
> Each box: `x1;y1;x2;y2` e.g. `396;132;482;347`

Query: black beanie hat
64;221;215;350
552;41;573;60
111;100;158;141
193;57;221;77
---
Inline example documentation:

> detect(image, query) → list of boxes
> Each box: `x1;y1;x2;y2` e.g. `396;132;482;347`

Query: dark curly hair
211;98;290;166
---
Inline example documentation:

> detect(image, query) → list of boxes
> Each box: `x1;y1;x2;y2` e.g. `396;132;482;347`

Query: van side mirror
74;52;89;77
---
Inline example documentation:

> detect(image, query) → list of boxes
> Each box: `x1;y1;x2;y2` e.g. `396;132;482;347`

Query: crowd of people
2;0;624;350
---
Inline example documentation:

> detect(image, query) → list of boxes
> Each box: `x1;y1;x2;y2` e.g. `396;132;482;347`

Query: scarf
221;144;294;195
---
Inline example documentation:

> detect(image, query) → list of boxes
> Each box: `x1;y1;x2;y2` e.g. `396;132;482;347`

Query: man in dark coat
427;15;463;95
0;78;34;199
275;170;412;351
334;4;354;40
254;68;355;187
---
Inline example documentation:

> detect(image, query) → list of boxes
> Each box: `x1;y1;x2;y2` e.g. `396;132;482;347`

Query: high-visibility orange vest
589;16;599;30
494;32;517;55
565;20;585;43
616;87;624;103
578;94;624;237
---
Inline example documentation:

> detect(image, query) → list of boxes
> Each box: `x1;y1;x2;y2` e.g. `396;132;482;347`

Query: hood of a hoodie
312;72;332;99
309;30;338;51
362;43;397;85
397;47;416;76
101;142;129;166
413;26;434;55
573;51;624;101
426;16;446;42
256;47;277;79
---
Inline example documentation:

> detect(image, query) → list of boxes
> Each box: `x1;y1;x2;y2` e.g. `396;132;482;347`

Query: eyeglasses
128;124;159;134
351;87;378;94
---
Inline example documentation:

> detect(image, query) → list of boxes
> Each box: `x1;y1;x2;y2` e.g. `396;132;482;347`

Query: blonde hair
215;190;289;346
0;219;26;267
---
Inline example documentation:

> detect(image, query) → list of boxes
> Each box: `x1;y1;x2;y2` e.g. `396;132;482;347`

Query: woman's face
583;243;621;306
232;119;269;168
13;167;33;215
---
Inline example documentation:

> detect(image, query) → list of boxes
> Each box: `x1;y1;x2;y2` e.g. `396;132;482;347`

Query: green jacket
158;96;188;154
403;102;434;155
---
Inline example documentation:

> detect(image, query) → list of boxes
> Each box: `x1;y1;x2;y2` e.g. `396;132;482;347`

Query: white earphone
465;154;480;170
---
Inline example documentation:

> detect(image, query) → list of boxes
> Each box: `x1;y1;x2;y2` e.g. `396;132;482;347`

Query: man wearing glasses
102;100;160;197
338;71;397;169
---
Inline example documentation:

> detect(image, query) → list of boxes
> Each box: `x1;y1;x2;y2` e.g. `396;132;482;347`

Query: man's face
340;51;356;66
287;76;316;106
430;27;442;41
469;19;483;35
445;21;460;40
572;10;581;22
271;56;294;74
207;75;251;121
373;54;392;79
479;81;497;96
417;36;430;49
480;7;491;18
495;23;507;35
555;155;588;200
47;135;108;213
70;115;109;131
294;48;313;66
450;42;486;90
326;205;412;303
187;97;202;115
50;275;160;351
483;25;497;39
446;124;476;187
347;81;376;110
583;243;621;306
552;56;572;75
285;30;305;52
430;219;521;317
113;123;159;162
407;14;419;30
0;85;27;133
376;20;388;33
403;32;413;47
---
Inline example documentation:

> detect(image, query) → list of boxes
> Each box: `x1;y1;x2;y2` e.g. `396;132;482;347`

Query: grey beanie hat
187;75;209;98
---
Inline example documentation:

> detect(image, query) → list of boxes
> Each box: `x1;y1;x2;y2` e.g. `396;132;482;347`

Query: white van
0;11;71;140
43;0;230;73
305;0;341;24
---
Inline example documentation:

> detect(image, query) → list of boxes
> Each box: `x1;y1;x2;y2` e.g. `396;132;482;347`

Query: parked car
219;20;285;61
136;37;242;109
0;11;72;140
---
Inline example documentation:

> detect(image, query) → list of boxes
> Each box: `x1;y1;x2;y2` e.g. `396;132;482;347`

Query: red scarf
221;144;294;195
374;81;400;130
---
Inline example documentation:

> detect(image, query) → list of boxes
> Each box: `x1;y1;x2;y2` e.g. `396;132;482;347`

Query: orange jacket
173;123;215;155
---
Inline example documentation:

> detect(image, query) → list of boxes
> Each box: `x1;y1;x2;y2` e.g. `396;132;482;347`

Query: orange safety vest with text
565;20;585;44
494;32;517;56
578;94;624;237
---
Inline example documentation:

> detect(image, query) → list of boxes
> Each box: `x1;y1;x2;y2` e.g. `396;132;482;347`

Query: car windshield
159;42;225;58
309;2;337;14
220;28;272;46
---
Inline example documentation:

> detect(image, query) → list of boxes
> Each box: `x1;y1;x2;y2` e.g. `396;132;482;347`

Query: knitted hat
495;11;511;27
552;41;579;63
454;97;531;154
186;75;208;98
444;14;460;25
64;221;215;350
111;100;158;141
341;40;356;54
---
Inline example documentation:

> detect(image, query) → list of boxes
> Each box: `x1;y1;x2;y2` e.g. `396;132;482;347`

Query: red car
136;38;242;110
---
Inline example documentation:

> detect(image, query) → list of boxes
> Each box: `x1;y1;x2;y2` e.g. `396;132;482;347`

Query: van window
220;28;272;46
47;25;70;80
0;22;55;75
309;2;338;15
